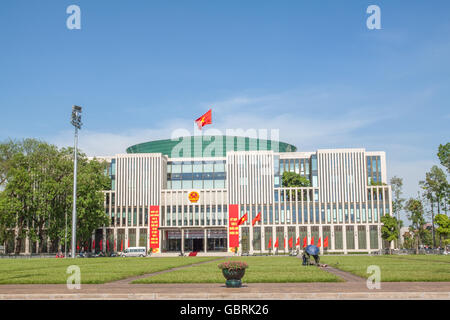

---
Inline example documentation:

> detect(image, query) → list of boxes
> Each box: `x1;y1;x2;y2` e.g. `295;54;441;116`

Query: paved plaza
0;265;449;300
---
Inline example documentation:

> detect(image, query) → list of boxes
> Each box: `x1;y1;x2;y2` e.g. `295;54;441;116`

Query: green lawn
320;255;450;282
133;256;342;284
0;257;218;284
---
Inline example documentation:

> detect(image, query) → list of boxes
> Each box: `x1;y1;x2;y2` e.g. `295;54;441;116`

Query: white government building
95;135;391;255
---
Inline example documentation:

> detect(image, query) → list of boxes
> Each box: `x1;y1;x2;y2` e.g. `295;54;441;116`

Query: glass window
172;162;182;173
203;161;214;172
312;156;317;171
313;176;318;188
204;180;213;189
193;180;203;189
274;176;280;188
214;161;225;172
192;161;202;172
172;180;181;189
214;180;225;189
182;161;192;173
182;180;192;189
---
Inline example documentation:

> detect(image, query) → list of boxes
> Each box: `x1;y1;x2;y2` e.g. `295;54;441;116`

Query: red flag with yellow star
252;212;261;226
195;109;212;130
237;212;248;226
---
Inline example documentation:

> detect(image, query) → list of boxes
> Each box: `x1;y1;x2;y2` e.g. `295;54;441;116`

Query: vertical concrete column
103;227;106;253
203;228;208;253
261;226;265;254
25;236;30;255
136;228;140;248
271;226;275;255
249;225;254;255
204;228;207;253
366;224;371;254
181;229;185;253
125;228;128;250
113;228;117;252
343;204;348;255
331;226;335;251
307;225;311;245
319;226;324;255
354;225;359;251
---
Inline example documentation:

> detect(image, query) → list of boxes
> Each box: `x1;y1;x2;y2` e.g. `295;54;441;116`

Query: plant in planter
218;261;249;288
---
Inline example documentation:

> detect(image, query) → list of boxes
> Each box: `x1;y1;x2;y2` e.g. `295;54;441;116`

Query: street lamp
70;105;82;258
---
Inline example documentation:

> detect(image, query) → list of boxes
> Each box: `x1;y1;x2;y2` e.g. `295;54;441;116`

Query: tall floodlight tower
71;105;82;258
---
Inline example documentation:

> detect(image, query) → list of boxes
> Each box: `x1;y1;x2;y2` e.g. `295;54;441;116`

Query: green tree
390;176;405;248
435;214;450;248
420;165;448;247
380;214;399;254
437;142;450;173
0;139;110;254
68;149;110;248
282;171;310;187
281;171;310;201
405;198;426;254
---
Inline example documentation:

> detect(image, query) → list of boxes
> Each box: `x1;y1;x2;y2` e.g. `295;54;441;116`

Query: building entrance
184;230;204;252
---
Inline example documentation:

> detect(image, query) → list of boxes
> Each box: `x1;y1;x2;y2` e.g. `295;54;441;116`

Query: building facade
97;135;391;255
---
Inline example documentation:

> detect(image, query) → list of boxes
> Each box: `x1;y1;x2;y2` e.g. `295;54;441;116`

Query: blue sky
0;1;449;217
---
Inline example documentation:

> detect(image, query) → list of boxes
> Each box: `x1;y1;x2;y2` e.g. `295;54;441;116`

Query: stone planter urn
218;261;248;288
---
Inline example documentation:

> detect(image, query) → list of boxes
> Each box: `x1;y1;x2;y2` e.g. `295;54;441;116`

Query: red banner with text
228;204;239;252
149;205;160;253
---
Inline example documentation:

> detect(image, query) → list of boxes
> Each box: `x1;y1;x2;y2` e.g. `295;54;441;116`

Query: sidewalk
0;282;449;299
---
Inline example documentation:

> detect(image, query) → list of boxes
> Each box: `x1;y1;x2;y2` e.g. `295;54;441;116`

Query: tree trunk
431;201;436;248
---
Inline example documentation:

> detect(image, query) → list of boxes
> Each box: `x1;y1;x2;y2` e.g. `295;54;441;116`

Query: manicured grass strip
0;257;218;284
386;255;450;264
320;255;450;282
133;256;342;284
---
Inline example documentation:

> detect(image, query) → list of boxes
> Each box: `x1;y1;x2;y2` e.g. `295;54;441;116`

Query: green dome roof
126;135;297;158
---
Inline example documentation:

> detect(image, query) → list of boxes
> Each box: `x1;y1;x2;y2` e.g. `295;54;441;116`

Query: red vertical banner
228;204;239;252
149;205;160;253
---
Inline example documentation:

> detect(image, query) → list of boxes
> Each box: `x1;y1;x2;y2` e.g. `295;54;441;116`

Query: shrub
218;261;249;270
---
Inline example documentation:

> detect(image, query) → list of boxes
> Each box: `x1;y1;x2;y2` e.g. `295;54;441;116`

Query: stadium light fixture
70;105;82;258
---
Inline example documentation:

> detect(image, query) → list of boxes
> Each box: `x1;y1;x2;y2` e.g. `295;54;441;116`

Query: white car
120;247;147;257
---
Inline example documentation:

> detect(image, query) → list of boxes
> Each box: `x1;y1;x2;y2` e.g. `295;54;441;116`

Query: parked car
120;247;147;257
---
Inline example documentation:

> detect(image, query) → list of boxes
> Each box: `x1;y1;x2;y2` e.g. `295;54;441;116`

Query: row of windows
167;160;226;174
167;179;226;189
238;201;389;225
279;158;311;176
167;172;226;180
108;207;149;227
239;225;380;251
162;204;228;227
105;201;388;228
367;156;382;184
